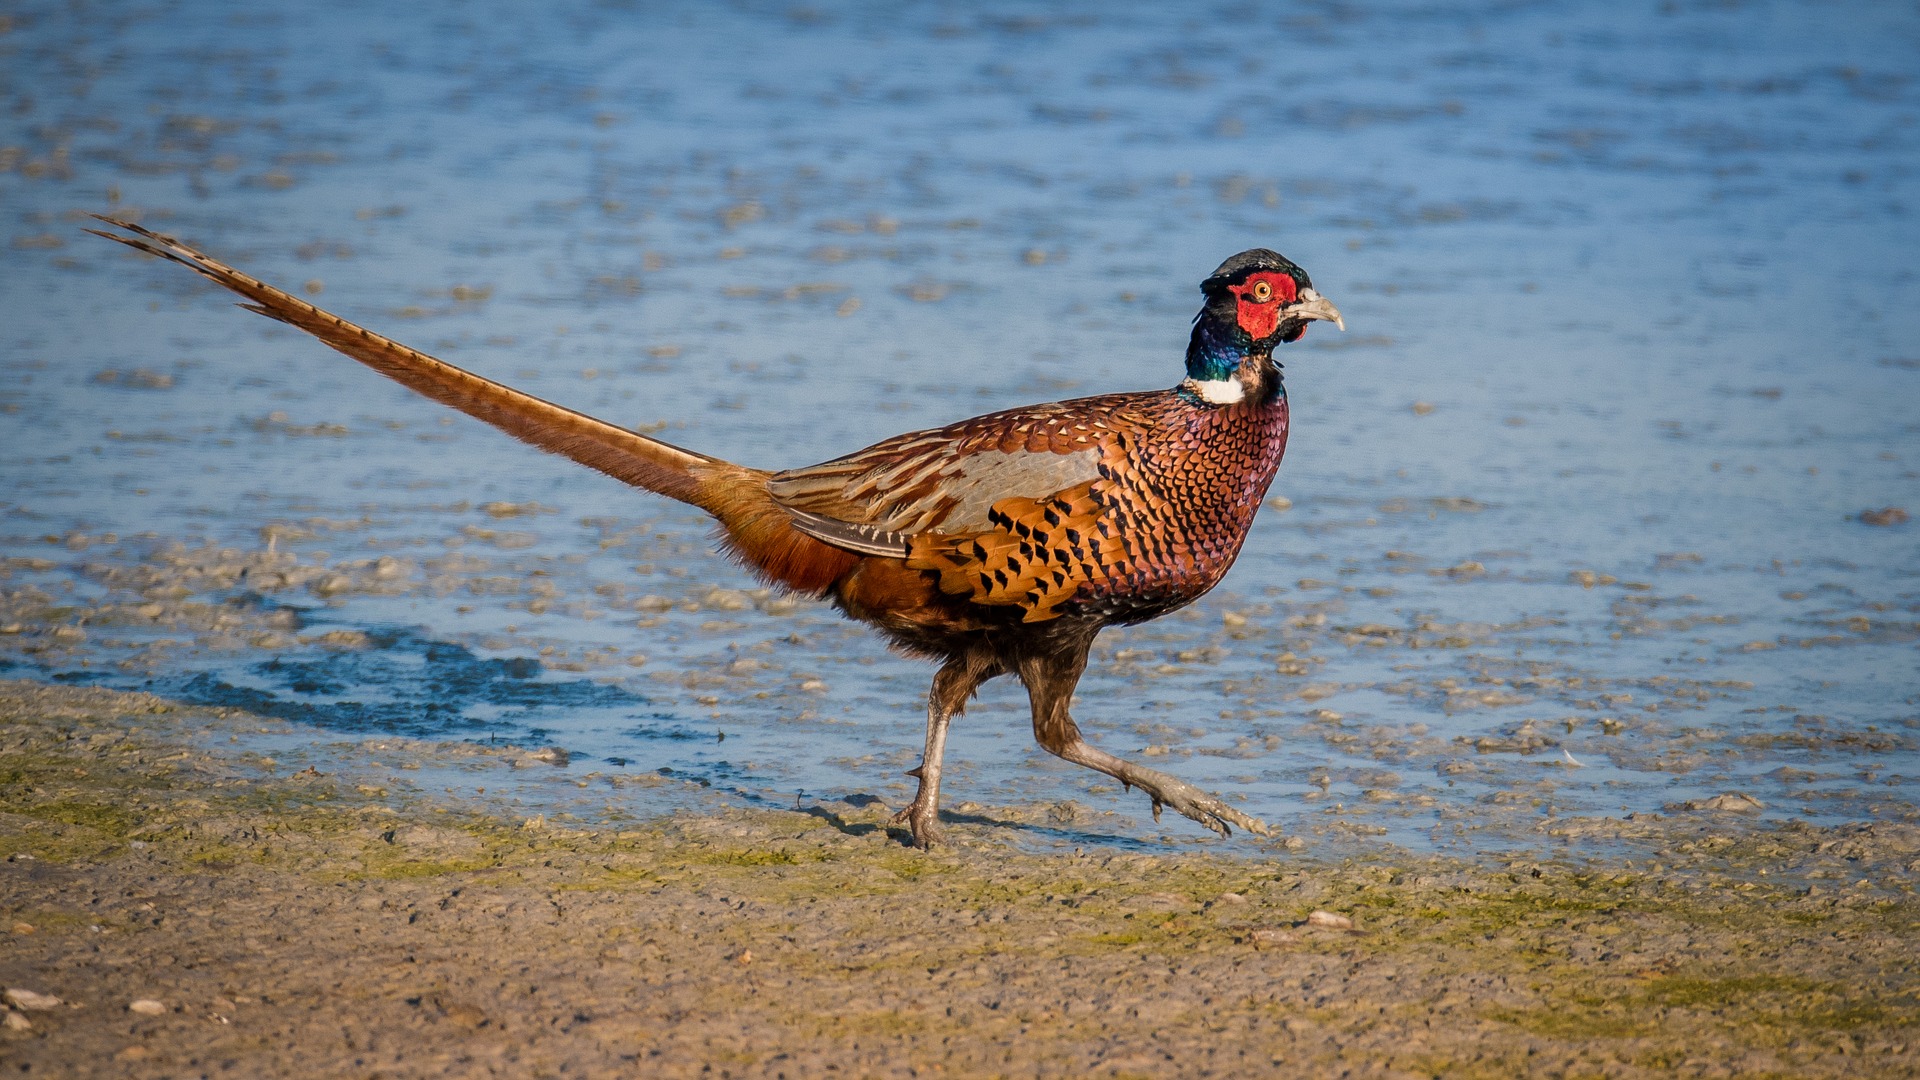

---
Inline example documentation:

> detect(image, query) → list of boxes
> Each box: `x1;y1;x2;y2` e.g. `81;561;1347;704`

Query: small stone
735;949;753;966
1861;506;1908;526
1248;928;1297;947
3;989;60;1011
1305;910;1354;930
128;999;166;1016
117;1045;150;1060
8;922;31;935
2;1011;29;1031
1685;793;1764;813
439;1001;486;1027
1213;892;1247;906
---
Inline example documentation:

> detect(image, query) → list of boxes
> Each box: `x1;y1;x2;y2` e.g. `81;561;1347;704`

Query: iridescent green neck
1186;314;1248;382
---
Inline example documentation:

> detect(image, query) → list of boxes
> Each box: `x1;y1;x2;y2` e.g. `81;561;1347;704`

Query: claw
1134;779;1273;840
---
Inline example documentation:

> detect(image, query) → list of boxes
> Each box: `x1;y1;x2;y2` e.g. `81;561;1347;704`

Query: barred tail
88;216;714;505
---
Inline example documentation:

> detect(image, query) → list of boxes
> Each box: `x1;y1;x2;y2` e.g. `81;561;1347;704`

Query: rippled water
3;0;1916;851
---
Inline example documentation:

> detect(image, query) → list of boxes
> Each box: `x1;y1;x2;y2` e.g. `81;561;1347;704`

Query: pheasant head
1184;249;1343;404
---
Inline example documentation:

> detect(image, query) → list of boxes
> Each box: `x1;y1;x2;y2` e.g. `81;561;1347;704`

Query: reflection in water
1;0;1915;852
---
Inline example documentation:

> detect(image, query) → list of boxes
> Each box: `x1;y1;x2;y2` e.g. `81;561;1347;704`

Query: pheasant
89;218;1343;848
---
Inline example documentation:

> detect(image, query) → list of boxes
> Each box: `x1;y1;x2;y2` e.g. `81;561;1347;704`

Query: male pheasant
90;218;1343;848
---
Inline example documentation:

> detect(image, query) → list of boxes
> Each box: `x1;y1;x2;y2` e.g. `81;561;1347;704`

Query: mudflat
1;679;1914;1078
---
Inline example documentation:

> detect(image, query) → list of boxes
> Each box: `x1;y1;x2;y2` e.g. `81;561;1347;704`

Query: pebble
128;999;166;1016
3;988;60;1011
2;1012;29;1031
1248;928;1298;947
439;1001;487;1027
1306;910;1354;930
1686;793;1765;813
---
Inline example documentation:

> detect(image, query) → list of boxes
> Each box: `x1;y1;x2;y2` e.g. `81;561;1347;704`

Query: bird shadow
801;804;883;837
799;800;1153;851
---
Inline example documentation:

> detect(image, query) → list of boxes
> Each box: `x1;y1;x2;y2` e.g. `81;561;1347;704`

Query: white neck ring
1185;376;1245;405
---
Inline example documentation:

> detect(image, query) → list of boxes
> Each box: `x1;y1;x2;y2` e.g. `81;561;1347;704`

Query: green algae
1495;971;1907;1047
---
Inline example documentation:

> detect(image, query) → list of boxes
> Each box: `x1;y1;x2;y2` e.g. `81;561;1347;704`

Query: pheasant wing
770;399;1149;620
768;403;1112;537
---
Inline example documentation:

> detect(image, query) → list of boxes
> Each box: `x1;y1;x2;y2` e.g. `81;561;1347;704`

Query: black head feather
1200;248;1312;295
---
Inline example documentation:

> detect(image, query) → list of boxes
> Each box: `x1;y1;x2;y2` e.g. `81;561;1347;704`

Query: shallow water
2;0;1916;852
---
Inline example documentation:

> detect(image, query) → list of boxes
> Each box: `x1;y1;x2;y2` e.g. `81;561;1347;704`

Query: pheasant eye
1250;280;1273;302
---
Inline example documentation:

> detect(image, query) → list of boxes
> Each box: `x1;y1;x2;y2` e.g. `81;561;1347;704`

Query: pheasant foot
890;799;944;849
1137;776;1271;838
1058;739;1271;838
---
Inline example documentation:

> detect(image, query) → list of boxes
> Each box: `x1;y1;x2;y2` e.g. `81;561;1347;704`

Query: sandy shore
1;678;1915;1078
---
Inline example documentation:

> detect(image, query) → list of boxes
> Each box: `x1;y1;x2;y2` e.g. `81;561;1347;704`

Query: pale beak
1294;288;1345;332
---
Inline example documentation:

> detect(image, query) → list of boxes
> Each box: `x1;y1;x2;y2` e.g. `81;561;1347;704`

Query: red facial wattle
1227;272;1298;341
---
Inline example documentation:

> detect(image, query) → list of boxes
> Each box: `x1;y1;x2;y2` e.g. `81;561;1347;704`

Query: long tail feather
88;215;715;506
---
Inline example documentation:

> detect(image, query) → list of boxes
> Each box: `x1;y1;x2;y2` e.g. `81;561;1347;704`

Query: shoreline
1;678;1915;1076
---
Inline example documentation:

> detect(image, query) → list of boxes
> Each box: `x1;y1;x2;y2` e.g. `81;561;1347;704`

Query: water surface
2;0;1916;852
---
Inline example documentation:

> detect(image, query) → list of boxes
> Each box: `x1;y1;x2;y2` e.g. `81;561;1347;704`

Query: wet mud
2;680;1916;1077
2;522;1914;853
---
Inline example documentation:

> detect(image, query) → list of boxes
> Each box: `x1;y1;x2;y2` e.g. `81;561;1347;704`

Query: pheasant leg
895;707;952;848
1018;650;1271;838
893;654;1000;849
